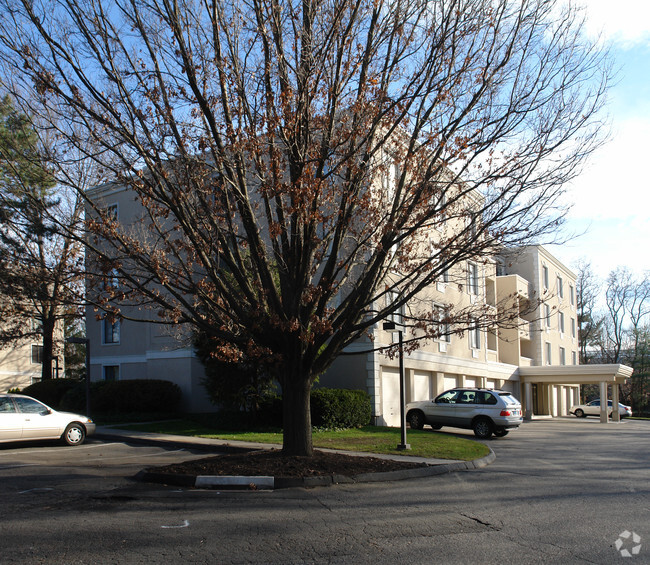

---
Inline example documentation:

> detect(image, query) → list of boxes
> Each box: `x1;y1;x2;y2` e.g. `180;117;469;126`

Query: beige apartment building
86;178;631;421
0;332;65;392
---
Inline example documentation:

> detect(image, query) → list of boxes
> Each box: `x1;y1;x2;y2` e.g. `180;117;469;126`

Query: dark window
103;365;119;381
476;391;498;405
31;345;43;364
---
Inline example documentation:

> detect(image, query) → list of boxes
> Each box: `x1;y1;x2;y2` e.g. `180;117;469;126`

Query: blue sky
547;1;650;278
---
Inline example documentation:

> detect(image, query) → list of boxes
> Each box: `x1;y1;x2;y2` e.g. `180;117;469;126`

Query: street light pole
383;321;410;451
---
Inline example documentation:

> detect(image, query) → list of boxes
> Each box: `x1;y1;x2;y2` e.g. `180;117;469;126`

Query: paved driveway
0;419;648;564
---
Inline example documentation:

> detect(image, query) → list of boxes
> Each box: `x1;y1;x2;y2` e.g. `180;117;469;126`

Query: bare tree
0;0;610;455
574;258;602;363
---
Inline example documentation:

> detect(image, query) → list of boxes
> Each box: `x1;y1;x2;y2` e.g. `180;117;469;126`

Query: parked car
570;400;632;419
405;388;523;439
0;393;95;446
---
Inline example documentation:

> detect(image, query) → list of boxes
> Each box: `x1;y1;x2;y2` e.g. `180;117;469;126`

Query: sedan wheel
472;418;493;439
407;410;425;430
63;423;86;446
574;409;585;418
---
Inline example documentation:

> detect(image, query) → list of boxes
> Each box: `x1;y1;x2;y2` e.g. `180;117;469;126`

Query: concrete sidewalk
95;426;495;489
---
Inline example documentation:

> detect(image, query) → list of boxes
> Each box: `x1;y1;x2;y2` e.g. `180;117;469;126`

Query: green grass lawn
115;420;489;461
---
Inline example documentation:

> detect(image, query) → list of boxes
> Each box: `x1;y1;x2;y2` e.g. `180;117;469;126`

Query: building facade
86;185;630;421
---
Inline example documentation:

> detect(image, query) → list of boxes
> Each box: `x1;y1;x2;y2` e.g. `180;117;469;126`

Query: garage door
413;371;432;401
443;376;457;391
380;367;400;427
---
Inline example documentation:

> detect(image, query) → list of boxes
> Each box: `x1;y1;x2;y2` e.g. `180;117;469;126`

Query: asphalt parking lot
1;417;648;564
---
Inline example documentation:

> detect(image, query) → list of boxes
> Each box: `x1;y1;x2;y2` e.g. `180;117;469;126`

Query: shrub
310;388;371;429
21;378;82;409
60;379;182;415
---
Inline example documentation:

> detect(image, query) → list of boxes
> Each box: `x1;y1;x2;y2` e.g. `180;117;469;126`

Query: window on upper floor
557;276;564;298
467;262;479;295
571;317;576;338
102;317;121;345
544;304;551;328
542;265;549;290
570;284;575;306
572;351;577;365
559;346;566;365
386;291;404;326
559;311;565;334
469;325;481;350
105;203;118;220
545;342;552;365
433;304;451;343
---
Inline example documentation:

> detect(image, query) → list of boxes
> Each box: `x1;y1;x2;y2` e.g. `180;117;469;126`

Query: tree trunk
281;376;314;456
40;317;55;380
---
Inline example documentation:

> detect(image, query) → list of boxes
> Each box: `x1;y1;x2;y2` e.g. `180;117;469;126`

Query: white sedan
0;393;95;445
570;399;633;419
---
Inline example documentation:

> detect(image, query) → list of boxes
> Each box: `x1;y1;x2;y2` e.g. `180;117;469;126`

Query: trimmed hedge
310;388;371;429
21;378;82;409
60;379;182;415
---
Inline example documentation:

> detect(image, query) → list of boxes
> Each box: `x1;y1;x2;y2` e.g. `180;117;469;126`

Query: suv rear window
499;393;519;406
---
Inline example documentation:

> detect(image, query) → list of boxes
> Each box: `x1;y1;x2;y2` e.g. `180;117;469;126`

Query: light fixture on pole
383;321;410;451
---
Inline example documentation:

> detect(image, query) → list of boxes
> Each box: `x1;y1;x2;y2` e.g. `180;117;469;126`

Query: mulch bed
148;448;427;479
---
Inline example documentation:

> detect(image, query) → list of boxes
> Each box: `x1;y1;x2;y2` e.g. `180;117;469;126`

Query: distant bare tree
574;259;602;363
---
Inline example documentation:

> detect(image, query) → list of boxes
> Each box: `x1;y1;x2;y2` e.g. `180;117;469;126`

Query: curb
133;448;496;490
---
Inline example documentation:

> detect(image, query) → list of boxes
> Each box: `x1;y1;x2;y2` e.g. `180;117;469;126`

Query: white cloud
580;0;650;47
564;115;650;221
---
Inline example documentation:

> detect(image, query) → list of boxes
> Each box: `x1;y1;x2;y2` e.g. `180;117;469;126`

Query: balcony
518;318;533;341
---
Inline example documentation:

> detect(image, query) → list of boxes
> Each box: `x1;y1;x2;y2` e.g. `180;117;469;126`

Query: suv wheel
407;410;425;430
472;418;493;439
493;429;509;437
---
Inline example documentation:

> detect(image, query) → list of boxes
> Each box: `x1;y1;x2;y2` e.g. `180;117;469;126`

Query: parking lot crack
459;512;501;531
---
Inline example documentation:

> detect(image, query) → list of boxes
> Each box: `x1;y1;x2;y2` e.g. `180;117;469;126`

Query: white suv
406;388;523;439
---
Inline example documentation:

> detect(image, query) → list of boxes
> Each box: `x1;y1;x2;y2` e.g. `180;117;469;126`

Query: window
440;268;449;284
433;304;451;343
103;365;119;381
542;265;549;290
386;292;404;326
557;276;564;298
31;316;43;333
544;304;551;328
545;342;552;365
572;351;577;365
31;344;43;364
571;318;576;338
559;347;566;365
559;312;565;334
105;203;118;220
470;326;481;349
102;318;120;344
467;262;479;295
570;284;575;306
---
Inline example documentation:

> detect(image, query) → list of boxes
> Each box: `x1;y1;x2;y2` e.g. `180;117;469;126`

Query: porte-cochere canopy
518;364;634;422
